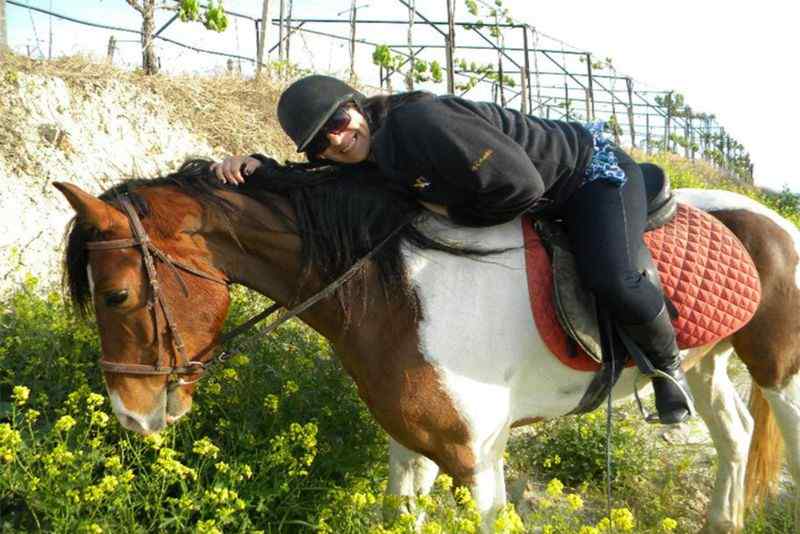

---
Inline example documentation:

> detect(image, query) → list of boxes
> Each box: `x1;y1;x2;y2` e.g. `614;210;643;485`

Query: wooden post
256;0;271;79
0;0;7;51
521;25;531;114
585;53;595;120
645;113;651;154
445;0;456;94
106;35;117;63
683;120;689;158
625;78;636;147
498;57;506;106
278;0;286;63
285;0;293;66
664;92;672;152
405;0;415;91
348;0;357;83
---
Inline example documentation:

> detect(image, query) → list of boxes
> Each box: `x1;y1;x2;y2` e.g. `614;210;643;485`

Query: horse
54;159;800;533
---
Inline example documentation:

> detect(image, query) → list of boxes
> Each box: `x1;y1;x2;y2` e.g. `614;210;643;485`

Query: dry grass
0;51;299;168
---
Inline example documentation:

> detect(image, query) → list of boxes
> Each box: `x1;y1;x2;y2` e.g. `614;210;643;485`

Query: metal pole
646;113;651;154
445;0;456;94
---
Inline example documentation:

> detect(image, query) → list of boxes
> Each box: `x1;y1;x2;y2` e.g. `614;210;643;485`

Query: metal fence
4;0;752;182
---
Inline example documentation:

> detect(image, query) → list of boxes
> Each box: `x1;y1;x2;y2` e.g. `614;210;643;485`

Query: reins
86;194;405;385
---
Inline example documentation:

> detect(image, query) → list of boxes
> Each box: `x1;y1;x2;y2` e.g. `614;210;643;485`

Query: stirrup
633;369;696;424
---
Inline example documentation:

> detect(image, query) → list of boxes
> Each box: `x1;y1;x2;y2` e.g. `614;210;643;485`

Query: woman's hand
210;155;262;185
419;201;449;217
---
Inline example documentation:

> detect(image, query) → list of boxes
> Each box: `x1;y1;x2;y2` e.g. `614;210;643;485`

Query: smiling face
316;106;371;164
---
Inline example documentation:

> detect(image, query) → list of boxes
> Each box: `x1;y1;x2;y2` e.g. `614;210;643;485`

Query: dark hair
64;158;497;327
303;91;435;163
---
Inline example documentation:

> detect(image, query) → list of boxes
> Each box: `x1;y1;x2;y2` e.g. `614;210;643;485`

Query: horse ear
53;182;127;233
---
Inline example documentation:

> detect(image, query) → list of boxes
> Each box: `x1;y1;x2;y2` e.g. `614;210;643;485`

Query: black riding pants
560;148;664;325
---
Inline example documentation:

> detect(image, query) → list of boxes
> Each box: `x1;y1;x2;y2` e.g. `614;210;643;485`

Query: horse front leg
685;341;753;534
384;437;440;528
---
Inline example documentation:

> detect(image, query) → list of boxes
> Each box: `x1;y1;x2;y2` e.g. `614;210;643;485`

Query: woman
213;74;693;425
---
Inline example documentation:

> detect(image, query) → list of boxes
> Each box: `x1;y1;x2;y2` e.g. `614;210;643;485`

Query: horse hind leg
685;340;753;534
385;437;440;527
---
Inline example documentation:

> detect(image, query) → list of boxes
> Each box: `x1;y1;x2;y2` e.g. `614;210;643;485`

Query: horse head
54;181;233;434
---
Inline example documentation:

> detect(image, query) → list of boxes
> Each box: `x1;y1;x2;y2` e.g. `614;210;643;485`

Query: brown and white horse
55;161;799;533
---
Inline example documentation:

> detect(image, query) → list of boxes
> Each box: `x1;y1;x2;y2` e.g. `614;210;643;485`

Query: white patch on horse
108;390;166;435
675;188;800;289
406;218;595;453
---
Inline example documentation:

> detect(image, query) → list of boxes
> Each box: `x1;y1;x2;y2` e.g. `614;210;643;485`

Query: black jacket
370;95;594;227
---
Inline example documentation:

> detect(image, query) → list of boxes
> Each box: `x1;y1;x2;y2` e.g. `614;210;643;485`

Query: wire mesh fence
4;0;753;182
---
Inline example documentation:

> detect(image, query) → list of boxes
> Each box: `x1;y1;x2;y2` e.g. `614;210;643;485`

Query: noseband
85;194;402;384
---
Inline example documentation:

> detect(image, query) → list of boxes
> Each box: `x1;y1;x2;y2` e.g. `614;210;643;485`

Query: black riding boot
620;305;694;424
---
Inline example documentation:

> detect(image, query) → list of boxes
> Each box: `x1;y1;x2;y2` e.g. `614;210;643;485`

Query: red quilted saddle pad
523;203;762;372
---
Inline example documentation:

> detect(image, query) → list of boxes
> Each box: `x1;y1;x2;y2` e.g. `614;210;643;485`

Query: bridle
86;195;403;385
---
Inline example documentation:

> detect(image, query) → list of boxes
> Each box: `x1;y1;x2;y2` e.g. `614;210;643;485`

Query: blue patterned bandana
583;121;627;186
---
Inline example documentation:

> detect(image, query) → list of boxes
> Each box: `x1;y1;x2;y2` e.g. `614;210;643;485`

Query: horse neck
205;191;406;344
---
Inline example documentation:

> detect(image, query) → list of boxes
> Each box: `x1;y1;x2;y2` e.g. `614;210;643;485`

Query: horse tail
744;382;783;508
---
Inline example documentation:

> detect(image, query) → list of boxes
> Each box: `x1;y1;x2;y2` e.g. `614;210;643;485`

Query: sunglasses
305;105;352;156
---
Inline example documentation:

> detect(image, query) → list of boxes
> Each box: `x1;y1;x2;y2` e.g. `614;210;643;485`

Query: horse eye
104;290;129;307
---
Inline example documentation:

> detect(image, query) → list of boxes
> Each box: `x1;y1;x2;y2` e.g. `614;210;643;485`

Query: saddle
523;164;762;413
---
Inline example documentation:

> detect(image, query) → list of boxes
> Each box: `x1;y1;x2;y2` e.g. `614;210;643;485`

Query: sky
6;0;799;191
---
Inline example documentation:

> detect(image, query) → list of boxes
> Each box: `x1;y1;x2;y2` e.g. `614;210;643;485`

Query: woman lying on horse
214;74;693;425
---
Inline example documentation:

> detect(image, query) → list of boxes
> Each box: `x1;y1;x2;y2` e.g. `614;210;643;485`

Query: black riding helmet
277;75;366;153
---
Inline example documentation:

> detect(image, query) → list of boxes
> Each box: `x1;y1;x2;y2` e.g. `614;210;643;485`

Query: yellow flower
25;409;40;424
263;394;280;414
543;526;555;534
566;493;584;511
54;415;77;432
421;522;443;534
435;474;453;491
105;455;123;470
12;385;30;406
351;492;369;508
282;380;299;396
611;508;635;532
494;504;524;533
0;425;22;462
192;437;220;459
196;519;222;534
660;517;678;532
221;368;238;381
579;527;600;534
86;393;105;410
546;478;564;497
454;486;473;506
231;354;250;366
91;411;110;428
144;433;165;449
215;461;230;473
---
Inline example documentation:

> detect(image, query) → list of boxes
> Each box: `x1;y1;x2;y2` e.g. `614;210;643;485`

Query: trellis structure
5;0;753;182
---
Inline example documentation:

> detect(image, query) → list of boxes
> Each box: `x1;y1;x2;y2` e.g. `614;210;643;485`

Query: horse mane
63;158;492;323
